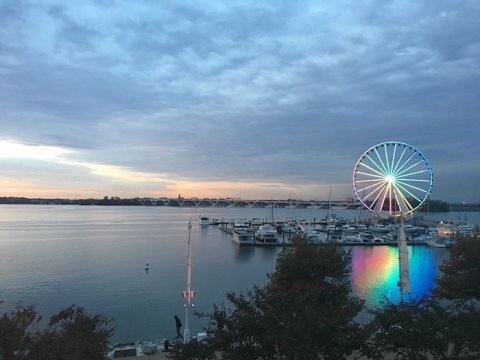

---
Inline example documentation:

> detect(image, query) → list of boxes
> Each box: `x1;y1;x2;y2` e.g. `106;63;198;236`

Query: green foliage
368;233;480;359
167;338;216;360
367;297;453;360
418;199;450;212
367;296;480;360
0;303;39;360
434;234;480;300
170;233;480;360
0;304;113;360
174;235;365;360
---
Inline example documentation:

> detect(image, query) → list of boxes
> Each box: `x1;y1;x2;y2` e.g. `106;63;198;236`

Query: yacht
425;236;448;248
371;224;389;233
255;225;278;242
302;226;327;243
232;229;255;246
199;216;209;226
280;223;297;235
346;233;370;243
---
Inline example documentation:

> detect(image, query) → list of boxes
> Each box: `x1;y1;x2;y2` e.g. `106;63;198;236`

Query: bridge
138;197;363;209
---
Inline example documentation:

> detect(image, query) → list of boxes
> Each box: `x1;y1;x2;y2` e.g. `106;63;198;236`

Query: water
0;205;477;342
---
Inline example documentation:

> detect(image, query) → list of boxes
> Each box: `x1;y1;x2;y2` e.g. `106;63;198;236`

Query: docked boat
371;224;389;233
346;233;373;243
403;224;419;233
342;224;358;234
232;229;255;246
255;225;278;242
199;216;209;226
280;223;297;235
425;236;449;248
249;218;263;230
382;233;397;243
302;226;327;243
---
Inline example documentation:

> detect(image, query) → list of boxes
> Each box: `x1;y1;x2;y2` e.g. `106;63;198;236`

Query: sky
0;0;479;203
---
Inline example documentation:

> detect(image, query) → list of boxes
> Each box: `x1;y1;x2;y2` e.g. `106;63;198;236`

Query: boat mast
183;219;194;343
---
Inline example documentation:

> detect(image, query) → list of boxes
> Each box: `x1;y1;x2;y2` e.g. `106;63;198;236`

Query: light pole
183;220;195;343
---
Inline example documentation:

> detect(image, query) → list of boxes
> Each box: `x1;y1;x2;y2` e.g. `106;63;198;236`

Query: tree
0;303;39;360
168;338;216;360
0;304;113;360
366;297;454;360
178;235;365;360
434;234;480;300
367;232;480;360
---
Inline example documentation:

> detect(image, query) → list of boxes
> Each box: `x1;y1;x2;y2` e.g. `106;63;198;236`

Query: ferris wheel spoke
368;187;386;212
355;178;386;183
396;178;430;183
394;186;415;211
396;169;431;179
357;163;385;178
390;143;398;174
395;159;425;177
394;151;417;175
394;181;423;203
394;190;414;213
373;147;389;174
364;154;388;176
396;180;430;194
391;145;408;174
358;179;386;193
362;181;387;205
384;145;391;173
376;183;390;213
356;171;385;180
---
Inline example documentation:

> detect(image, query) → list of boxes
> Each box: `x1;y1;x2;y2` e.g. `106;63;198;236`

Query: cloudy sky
0;0;479;202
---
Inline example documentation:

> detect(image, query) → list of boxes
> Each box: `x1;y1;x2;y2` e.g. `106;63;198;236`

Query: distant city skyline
1;1;479;203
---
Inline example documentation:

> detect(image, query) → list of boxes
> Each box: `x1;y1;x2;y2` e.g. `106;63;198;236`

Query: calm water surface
0;205;477;342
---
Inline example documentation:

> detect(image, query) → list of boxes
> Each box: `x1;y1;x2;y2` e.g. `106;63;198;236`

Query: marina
0;205;477;344
215;213;463;247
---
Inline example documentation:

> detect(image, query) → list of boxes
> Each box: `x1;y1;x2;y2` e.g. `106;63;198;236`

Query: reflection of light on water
351;246;441;306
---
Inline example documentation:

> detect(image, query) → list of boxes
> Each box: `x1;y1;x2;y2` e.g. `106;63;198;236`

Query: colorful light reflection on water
351;245;448;306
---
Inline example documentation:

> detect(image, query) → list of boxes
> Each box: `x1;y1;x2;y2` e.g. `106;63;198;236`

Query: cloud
0;0;479;202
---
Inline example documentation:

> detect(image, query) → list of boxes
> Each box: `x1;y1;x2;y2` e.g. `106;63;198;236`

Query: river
0;205;477;342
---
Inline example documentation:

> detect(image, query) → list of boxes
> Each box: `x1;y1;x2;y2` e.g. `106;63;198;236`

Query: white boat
233;220;251;232
280;223;297;235
255;225;278;242
372;236;384;243
425;236;449;248
382;233;397;243
346;233;371;243
199;216;209;226
302;226;327;243
232;229;255;246
342;224;358;233
371;224;389;233
249;218;263;230
403;224;419;233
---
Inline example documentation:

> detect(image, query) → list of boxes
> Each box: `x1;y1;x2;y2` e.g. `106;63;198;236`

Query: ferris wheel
353;141;433;217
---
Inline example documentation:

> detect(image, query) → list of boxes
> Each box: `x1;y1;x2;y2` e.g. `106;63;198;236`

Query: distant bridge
138;197;363;209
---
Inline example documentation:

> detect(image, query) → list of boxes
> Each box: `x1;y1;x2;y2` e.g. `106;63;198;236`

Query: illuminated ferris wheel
353;141;433;217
